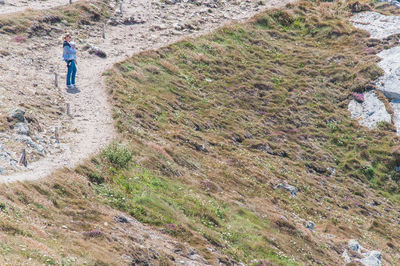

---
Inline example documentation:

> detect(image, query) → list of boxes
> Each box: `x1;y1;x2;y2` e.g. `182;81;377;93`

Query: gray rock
351;11;400;136
15;123;30;136
327;167;336;176
345;239;382;266
342;249;351;263
376;47;400;99
348;239;360;252
15;135;45;154
275;182;298;197
360;250;382;266
348;91;391;129
84;44;107;58
305;221;315;230
114;215;129;223
7;108;25;122
352;11;400;39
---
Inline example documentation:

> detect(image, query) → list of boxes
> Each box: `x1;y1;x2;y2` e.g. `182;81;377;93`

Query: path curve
1;0;296;183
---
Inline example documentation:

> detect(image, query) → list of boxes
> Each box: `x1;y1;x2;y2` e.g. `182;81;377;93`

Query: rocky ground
0;0;296;181
349;10;400;135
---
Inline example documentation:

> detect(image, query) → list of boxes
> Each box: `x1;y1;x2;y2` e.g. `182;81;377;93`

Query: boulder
275;182;298;197
343;239;382;266
348;239;360;252
348;91;391;129
376;47;400;99
360;251;382;266
7;108;25;122
305;221;315;230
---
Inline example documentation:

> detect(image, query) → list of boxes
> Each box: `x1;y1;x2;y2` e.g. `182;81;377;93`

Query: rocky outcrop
342;239;382;266
376;47;400;99
348;91;391;129
351;11;400;39
351;11;400;134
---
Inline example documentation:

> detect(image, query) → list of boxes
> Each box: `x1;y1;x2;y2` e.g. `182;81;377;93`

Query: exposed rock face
342;239;382;266
350;11;400;134
348;91;391;129
376;47;400;99
351;11;400;39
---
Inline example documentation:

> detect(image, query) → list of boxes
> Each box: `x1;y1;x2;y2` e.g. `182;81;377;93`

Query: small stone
7;108;25;122
348;239;360;252
327;167;336;176
275;182;298;197
114;215;129;223
305;221;315;230
370;200;381;206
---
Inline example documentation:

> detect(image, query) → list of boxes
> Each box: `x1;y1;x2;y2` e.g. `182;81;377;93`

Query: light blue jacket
62;41;77;62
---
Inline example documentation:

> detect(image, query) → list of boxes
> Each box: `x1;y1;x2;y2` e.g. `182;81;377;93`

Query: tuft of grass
102;142;134;169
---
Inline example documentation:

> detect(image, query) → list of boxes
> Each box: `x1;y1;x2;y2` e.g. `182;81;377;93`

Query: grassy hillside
84;0;400;264
1;0;400;265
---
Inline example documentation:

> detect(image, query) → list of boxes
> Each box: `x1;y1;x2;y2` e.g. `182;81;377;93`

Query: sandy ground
0;0;297;183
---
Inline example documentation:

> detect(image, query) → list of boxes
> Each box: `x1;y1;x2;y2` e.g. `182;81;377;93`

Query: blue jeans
66;60;77;86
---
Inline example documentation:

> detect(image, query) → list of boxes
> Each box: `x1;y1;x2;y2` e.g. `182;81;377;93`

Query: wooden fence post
19;149;27;167
54;73;58;88
55;127;60;144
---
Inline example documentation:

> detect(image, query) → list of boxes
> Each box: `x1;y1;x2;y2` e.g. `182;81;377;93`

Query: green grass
77;0;400;264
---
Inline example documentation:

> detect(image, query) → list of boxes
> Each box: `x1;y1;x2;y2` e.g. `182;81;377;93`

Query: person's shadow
66;87;81;94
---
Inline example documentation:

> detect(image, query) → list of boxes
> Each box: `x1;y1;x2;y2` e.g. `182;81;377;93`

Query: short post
69;0;72;4
102;24;106;39
55;127;60;144
19;149;27;167
54;72;58;88
66;103;71;116
120;0;123;14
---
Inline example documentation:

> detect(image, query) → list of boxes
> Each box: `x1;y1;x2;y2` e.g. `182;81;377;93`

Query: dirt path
0;0;296;183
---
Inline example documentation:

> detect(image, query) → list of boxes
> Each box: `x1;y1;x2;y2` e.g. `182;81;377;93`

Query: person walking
62;34;77;89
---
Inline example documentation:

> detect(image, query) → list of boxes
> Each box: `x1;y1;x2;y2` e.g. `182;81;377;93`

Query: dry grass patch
0;0;112;35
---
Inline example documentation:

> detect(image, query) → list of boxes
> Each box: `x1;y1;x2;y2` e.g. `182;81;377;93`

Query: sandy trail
0;0;296;183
